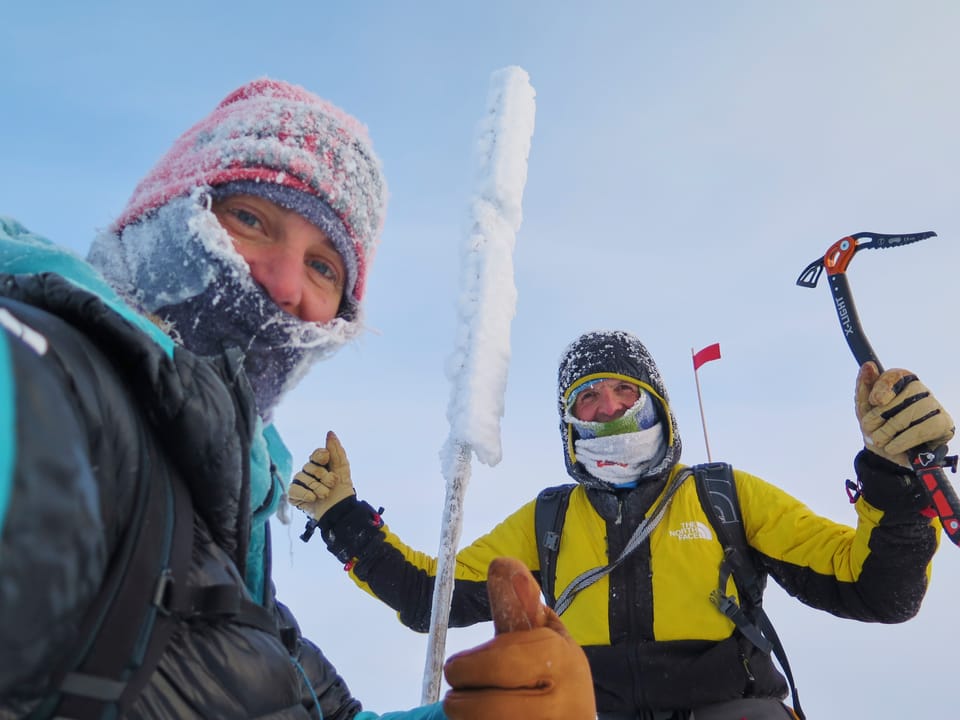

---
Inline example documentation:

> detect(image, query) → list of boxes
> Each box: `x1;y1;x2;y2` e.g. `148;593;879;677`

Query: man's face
570;379;641;423
212;194;346;323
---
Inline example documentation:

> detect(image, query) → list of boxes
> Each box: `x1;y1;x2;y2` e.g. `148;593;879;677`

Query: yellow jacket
318;331;938;713
319;458;937;712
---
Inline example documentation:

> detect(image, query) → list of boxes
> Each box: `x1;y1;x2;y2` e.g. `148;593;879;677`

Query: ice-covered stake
443;67;536;468
422;66;536;704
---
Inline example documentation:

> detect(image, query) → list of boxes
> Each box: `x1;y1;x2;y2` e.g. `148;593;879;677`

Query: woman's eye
230;208;262;229
308;258;340;286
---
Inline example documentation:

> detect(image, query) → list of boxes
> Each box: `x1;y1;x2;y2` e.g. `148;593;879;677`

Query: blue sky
5;2;960;716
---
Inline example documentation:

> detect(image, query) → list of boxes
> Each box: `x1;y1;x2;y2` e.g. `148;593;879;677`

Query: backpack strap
36;468;282;720
694;463;764;604
32;466;194;720
550;470;692;616
534;484;575;609
693;462;805;720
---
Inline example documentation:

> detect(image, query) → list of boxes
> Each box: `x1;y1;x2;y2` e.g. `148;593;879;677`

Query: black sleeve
274;600;363;720
854;449;936;518
758;452;937;624
316;497;491;633
851;449;938;619
318;496;386;564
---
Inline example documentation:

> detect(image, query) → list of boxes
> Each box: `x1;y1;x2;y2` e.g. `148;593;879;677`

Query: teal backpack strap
693;462;805;720
534;484;575;609
0;330;14;535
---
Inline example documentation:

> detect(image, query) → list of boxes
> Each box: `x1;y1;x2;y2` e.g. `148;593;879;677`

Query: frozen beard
88;190;360;421
567;393;668;486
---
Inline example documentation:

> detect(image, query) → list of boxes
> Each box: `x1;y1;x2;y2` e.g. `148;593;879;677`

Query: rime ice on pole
442;65;537;471
423;66;536;704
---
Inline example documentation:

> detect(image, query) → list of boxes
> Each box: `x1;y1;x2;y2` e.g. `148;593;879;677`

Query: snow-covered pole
421;66;536;705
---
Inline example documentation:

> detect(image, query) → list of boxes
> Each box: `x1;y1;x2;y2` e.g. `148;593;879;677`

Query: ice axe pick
797;231;960;546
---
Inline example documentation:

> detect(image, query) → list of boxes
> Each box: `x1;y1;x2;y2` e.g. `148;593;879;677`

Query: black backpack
29;469;281;719
26;467;195;719
534;462;804;720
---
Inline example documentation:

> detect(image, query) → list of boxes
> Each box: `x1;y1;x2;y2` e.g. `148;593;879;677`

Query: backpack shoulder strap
39;471;281;720
534;484;575;609
693;462;806;720
693;462;764;605
34;468;194;720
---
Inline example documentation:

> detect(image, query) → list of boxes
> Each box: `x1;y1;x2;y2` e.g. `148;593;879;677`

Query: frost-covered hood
557;330;683;489
87;192;360;420
111;78;388;321
82;78;389;420
0;215;290;598
0;215;175;353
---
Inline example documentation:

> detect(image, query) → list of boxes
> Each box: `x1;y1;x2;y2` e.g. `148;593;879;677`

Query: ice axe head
796;231;937;289
798;229;960;551
796;230;937;369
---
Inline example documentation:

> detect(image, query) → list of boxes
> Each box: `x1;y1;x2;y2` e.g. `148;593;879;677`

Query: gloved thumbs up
442;557;596;720
856;362;955;468
288;430;356;520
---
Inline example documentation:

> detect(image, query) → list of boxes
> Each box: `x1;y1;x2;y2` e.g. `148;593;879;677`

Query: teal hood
0;216;290;602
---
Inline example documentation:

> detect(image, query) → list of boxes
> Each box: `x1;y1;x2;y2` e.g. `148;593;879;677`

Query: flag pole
692;347;713;462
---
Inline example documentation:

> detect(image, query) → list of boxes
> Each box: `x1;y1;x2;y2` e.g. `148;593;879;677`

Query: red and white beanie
113;78;387;320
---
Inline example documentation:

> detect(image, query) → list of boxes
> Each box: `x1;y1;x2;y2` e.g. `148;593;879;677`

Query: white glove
287;430;355;520
856;362;955;468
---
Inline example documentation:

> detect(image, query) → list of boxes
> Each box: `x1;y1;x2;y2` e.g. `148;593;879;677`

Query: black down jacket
0;272;361;719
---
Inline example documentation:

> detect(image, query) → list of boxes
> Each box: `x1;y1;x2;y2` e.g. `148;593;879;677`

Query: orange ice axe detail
798;231;960;545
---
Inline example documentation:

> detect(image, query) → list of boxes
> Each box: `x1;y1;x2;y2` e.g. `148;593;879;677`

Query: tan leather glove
856;362;955;468
442;557;596;720
287;430;355;520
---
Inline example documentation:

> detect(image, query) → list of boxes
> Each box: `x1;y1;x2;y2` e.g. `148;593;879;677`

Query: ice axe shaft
797;231;960;546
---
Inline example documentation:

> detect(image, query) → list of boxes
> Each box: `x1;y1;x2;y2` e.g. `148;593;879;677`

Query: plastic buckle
153;568;174;616
710;589;736;616
300;518;319;543
845;478;861;503
944;455;959;474
543;530;561;551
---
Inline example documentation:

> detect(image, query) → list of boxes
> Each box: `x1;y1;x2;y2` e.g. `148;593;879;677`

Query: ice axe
797;231;960;546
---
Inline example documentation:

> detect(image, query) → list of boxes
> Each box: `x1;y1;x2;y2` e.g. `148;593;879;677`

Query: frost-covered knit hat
557;330;683;489
113;77;387;320
88;79;387;420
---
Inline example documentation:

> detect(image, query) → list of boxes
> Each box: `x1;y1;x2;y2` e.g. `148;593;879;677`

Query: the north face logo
670;521;713;541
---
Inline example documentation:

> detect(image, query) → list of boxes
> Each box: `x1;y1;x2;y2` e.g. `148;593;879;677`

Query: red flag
692;342;721;371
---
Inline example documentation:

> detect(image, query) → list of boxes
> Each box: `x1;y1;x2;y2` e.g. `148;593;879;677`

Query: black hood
557;330;683;489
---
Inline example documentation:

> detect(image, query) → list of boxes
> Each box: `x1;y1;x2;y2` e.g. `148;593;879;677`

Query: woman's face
212;194;346;323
